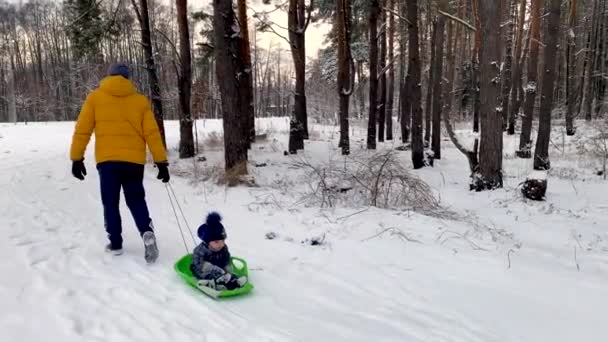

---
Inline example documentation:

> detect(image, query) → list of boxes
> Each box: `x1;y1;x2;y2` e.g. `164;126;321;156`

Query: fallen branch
507;249;515;269
362;227;423;244
336;207;371;221
437;230;489;251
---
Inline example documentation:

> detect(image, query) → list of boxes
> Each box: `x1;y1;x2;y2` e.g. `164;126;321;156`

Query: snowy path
1;121;607;342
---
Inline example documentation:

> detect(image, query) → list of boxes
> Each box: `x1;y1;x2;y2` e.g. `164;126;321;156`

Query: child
190;212;247;291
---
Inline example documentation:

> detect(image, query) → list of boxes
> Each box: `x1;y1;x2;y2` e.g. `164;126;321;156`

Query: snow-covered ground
1;118;607;342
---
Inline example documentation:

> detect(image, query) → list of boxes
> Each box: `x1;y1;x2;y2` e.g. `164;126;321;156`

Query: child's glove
236;276;248;287
224;275;248;290
216;273;232;284
225;278;240;290
197;279;216;289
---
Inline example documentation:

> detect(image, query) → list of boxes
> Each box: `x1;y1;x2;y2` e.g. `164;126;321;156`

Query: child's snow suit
190;241;232;281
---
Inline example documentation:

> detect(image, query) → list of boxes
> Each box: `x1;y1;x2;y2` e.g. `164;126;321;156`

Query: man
69;63;169;264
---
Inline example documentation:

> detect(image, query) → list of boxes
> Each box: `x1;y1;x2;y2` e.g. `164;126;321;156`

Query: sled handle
231;257;248;273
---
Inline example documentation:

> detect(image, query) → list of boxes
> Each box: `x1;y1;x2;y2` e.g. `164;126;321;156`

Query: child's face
208;239;225;251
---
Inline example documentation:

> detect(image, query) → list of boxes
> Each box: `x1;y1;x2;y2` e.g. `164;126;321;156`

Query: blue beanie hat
197;212;226;243
108;62;130;79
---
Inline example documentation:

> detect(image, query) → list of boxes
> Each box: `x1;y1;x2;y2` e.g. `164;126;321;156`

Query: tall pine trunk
357;61;366;119
501;0;515;132
398;0;409;142
431;11;445;160
425;20;437;144
477;0;503;189
407;0;424;169
367;0;380;149
7;44;17;123
386;0;395;141
583;0;599;121
533;0;561;170
472;0;481;133
565;0;577;135
336;0;352;155
508;0;527;135
288;0;310;154
176;0;194;158
213;0;248;176
238;0;255;147
378;1;387;142
131;0;166;147
518;0;542;158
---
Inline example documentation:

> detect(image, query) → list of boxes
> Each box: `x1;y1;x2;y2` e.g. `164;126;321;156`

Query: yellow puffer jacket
69;76;167;165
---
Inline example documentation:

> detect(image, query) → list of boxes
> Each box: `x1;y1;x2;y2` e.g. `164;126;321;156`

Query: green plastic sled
174;254;254;299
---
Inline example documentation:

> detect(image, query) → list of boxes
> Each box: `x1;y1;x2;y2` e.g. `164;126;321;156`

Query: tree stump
522;171;547;200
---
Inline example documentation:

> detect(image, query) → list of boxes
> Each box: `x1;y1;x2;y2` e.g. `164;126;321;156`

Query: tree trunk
378;0;387;143
336;0;352;155
432;12;445;160
565;0;577;135
401;74;412;143
213;0;248;176
386;0;395;141
472;0;481;133
501;0;515;132
176;0;194;158
477;0;503;189
398;0;408;142
288;0;310;153
357;61;366;120
238;0;255;147
425;20;437;144
518;0;542;158
508;0;527;135
444;9;456;116
583;0;599;121
131;0;166;147
533;0;561;170
592;0;605;118
407;0;424;169
367;0;380;149
6;37;17;123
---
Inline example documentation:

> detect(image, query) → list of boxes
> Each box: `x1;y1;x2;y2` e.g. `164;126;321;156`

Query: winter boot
105;244;124;256
142;231;159;263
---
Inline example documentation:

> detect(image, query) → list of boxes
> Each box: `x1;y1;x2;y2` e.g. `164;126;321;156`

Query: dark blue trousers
97;162;153;249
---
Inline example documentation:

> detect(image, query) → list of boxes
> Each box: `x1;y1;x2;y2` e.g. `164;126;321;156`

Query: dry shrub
290;150;447;217
217;161;256;187
202;131;224;150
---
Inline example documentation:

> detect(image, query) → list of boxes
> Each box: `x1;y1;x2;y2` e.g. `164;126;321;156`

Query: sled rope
167;182;197;245
165;184;190;252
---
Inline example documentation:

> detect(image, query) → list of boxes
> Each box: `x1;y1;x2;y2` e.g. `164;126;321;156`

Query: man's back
70;75;166;165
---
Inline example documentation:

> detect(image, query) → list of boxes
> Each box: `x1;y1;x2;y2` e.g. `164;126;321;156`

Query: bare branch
129;0;143;25
104;0;123;37
304;0;314;31
362;227;423;243
377;53;400;80
154;28;181;73
439;9;476;32
507;249;515;269
383;6;411;24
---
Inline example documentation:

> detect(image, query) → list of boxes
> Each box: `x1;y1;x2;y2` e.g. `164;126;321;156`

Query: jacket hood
99;76;137;97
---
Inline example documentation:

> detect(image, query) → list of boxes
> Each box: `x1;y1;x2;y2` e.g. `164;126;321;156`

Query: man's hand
156;162;170;183
72;160;86;180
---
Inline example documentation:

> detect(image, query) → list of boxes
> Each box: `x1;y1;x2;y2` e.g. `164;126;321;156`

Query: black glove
224;277;240;290
72;160;86;180
156;162;170;183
